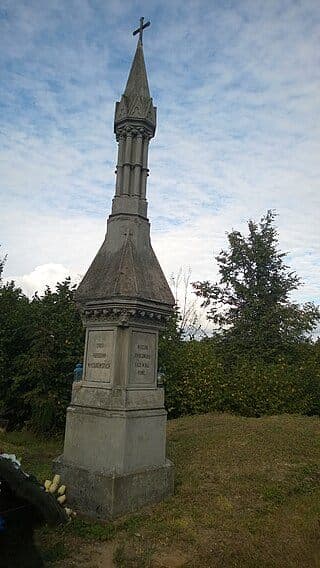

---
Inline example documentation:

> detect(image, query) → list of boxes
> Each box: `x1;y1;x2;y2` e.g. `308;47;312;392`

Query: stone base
53;456;174;520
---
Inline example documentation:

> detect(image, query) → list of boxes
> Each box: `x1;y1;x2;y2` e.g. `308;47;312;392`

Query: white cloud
9;263;82;297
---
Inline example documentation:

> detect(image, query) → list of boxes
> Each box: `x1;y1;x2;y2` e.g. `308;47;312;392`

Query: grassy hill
1;413;320;567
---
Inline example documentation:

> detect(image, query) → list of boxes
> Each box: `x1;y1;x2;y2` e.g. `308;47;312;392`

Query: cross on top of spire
133;17;150;44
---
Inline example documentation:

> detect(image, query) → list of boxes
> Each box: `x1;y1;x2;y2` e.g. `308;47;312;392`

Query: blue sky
1;0;319;311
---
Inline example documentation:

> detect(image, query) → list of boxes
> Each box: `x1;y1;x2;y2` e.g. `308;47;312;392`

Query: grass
1;413;320;567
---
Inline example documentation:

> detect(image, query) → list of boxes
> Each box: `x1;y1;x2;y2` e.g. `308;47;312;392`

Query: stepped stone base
53;456;174;520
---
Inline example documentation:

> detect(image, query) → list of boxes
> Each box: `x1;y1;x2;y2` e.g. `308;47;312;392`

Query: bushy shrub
163;338;320;419
163;340;225;417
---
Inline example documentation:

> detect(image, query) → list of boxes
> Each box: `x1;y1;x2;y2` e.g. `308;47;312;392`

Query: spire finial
133;17;150;45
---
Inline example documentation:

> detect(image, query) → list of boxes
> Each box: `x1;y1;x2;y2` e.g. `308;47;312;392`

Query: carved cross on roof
133;17;150;44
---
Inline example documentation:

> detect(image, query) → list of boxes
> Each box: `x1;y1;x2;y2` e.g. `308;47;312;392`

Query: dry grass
1;413;320;567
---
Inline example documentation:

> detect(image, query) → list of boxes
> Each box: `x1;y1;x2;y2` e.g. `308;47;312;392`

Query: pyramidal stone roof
76;233;174;306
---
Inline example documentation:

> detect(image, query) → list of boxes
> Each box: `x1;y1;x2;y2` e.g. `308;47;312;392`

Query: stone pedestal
53;457;174;520
54;309;174;519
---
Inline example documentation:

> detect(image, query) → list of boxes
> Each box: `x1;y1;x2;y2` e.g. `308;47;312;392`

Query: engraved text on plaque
130;331;156;385
85;330;114;382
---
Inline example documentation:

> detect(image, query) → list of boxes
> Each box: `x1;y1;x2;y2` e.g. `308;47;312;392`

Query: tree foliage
17;280;84;432
0;280;32;422
163;338;320;419
0;263;84;432
193;211;320;358
163;213;320;418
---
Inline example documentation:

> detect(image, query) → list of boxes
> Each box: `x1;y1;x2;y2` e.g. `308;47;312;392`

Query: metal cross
133;17;150;44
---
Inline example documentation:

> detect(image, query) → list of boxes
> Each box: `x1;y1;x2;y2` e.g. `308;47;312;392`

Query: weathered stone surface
114;39;156;131
53;457;174;520
55;29;174;520
84;329;114;382
61;405;167;474
130;330;156;385
76;219;174;306
71;382;165;411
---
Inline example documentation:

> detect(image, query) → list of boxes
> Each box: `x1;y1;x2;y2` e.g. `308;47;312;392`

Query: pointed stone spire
115;33;156;132
124;39;151;99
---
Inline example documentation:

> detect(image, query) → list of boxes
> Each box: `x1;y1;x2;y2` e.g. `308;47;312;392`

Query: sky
1;0;320;315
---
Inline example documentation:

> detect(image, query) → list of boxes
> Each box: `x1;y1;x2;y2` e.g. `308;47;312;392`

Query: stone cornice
80;304;171;328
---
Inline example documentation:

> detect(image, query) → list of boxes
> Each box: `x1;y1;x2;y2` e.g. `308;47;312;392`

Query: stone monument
53;18;175;520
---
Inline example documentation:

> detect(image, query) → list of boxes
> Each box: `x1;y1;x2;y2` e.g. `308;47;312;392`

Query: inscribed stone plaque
130;331;156;385
85;330;114;382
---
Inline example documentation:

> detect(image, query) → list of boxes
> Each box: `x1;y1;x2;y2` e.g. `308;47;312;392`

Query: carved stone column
132;131;143;196
115;134;125;196
122;130;132;195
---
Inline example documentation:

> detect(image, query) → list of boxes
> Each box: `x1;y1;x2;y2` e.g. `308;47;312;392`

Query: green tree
0;258;84;431
193;211;320;359
158;308;182;378
0;252;32;426
17;279;84;432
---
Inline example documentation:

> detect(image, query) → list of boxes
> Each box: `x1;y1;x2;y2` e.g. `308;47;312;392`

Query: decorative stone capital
81;304;170;329
115;122;154;141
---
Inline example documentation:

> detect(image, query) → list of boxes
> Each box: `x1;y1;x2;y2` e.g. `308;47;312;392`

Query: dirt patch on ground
91;542;115;567
153;548;189;567
54;541;115;567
